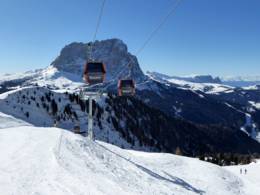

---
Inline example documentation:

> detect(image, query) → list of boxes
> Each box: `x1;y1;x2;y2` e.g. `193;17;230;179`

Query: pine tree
51;99;58;116
25;112;29;118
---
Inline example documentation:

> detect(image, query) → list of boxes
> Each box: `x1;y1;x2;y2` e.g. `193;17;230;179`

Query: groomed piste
0;113;259;195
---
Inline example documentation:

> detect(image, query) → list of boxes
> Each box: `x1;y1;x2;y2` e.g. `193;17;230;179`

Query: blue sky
0;0;259;76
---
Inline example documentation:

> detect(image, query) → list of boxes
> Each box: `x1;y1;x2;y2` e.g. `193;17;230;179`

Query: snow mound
1;126;260;195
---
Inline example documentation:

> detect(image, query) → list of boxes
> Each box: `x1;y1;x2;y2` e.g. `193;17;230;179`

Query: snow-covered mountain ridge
147;71;260;87
147;71;222;84
1;86;260;156
144;71;260;140
146;71;233;94
0;86;152;151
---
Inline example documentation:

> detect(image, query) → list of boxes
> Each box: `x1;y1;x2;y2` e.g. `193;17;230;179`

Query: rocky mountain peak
51;38;145;82
190;75;222;84
147;72;222;84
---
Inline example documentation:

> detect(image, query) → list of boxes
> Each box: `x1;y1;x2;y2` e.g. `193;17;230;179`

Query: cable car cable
100;0;183;91
122;0;183;78
136;0;182;57
83;0;107;86
102;0;182;88
89;0;106;60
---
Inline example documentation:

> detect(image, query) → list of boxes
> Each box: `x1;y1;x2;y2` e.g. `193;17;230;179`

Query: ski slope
224;160;260;190
0;123;260;195
0;112;31;129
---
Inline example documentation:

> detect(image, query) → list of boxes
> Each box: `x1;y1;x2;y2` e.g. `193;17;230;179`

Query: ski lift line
122;0;183;74
89;0;106;60
101;55;137;88
97;60;138;93
93;0;106;42
135;0;182;57
85;0;183;93
92;0;181;93
84;65;126;94
100;0;183;89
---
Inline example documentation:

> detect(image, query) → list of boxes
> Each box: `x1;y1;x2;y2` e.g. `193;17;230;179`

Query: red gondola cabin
118;79;135;96
84;62;106;85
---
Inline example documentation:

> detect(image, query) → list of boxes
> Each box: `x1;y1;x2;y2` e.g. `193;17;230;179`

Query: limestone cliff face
51;38;146;82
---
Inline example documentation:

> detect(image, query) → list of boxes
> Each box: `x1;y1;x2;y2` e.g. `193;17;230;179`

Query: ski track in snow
0;120;260;195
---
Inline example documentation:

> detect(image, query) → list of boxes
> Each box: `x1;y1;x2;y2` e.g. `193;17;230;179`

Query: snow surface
0;87;153;151
0;112;31;129
0;124;260;195
167;78;233;94
0;69;42;83
0;66;84;93
224;161;260;193
31;66;84;93
249;101;260;110
243;86;260;90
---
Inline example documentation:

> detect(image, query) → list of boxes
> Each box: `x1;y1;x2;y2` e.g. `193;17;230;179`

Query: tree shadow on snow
163;172;205;194
97;143;205;194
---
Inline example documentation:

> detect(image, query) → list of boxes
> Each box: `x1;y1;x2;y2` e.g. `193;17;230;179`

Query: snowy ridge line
0;86;158;152
146;71;234;94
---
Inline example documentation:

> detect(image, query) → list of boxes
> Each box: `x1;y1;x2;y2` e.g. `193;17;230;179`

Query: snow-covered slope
0;69;42;83
3;86;260;156
0;125;260;195
147;72;222;83
249;101;260;110
0;86;153;152
0;66;84;93
225;160;260;192
225;160;260;190
0;112;31;129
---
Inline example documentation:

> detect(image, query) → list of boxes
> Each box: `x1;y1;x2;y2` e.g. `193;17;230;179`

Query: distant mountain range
0;38;260;156
221;76;260;87
147;71;260;87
